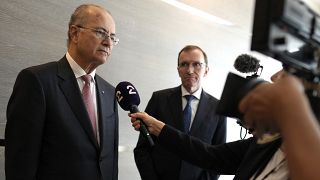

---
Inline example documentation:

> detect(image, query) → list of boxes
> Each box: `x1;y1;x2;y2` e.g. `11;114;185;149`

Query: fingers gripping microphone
115;81;154;147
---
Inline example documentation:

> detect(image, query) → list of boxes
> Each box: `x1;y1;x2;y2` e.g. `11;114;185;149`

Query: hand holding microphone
130;112;165;137
115;81;155;146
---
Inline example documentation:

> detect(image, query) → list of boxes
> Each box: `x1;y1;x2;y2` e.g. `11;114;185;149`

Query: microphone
233;54;280;143
217;54;265;126
234;54;263;78
115;81;154;147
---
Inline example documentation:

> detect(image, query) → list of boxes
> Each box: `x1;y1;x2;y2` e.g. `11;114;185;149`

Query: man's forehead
179;54;205;62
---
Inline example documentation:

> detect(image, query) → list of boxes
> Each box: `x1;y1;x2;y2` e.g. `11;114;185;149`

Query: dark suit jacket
134;86;226;180
5;56;119;180
159;125;282;179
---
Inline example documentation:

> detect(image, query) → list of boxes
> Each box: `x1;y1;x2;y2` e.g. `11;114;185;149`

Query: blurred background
0;0;284;179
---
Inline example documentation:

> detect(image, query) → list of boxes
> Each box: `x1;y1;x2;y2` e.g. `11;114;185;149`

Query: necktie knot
81;74;92;84
184;95;194;104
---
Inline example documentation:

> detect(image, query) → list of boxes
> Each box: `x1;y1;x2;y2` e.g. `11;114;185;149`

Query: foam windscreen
115;81;140;111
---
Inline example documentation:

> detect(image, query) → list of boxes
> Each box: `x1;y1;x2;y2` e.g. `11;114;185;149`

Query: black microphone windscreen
115;81;140;111
234;54;260;73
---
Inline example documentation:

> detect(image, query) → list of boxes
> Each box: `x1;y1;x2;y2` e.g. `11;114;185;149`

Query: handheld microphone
115;81;154;147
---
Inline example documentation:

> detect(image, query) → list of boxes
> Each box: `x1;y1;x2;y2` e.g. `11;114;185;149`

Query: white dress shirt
66;52;100;144
181;86;202;131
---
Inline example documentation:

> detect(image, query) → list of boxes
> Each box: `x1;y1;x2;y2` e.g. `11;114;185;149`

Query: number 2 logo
127;85;137;95
115;91;123;102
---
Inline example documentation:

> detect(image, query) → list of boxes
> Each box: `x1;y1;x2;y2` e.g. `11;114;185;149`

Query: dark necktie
183;95;194;133
81;75;97;138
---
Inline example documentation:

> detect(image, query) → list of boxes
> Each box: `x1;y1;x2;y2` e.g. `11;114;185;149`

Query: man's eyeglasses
178;62;206;70
76;25;119;45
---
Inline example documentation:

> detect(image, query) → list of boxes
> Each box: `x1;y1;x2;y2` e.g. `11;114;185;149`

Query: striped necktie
81;75;97;138
183;95;194;133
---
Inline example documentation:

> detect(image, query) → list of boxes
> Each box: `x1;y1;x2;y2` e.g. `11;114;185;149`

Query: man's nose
102;37;112;46
186;64;195;73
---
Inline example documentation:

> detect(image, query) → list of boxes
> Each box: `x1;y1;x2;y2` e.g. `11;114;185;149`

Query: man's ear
69;25;80;44
203;66;209;77
177;67;182;78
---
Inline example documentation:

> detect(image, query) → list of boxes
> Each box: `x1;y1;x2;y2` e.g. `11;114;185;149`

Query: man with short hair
5;4;119;180
134;45;226;180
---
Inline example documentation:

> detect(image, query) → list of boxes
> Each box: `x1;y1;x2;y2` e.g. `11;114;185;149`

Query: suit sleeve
133;92;159;180
158;124;252;175
211;115;227;145
207;114;227;180
5;69;46;180
113;98;119;180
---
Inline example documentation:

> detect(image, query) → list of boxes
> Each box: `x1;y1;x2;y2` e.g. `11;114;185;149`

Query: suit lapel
57;57;99;149
167;87;184;131
189;91;210;134
95;75;114;150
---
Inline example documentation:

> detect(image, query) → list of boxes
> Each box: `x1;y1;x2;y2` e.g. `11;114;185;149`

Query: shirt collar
181;86;202;100
66;52;96;80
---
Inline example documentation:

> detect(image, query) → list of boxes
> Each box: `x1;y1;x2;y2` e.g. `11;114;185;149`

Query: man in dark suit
134;45;226;180
5;4;119;180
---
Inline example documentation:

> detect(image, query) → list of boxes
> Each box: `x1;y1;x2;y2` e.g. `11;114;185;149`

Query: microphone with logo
115;81;155;147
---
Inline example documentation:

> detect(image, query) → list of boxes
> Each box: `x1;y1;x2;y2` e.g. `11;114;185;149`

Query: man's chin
95;56;108;65
183;84;199;92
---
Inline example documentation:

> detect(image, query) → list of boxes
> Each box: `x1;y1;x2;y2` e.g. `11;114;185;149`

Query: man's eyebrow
97;27;116;36
95;27;109;33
